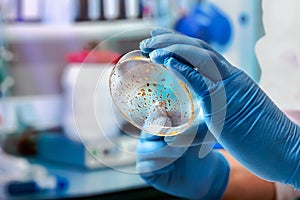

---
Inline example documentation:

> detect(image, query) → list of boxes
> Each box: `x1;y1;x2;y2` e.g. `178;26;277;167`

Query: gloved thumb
150;27;177;37
164;116;214;147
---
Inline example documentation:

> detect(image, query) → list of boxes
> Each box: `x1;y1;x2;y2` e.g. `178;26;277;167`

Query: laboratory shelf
3;19;155;42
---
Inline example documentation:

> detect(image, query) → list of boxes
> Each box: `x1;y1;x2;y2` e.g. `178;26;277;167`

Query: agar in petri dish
109;50;201;136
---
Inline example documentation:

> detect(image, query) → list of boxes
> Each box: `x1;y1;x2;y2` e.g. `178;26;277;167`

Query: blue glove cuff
287;160;300;190
204;151;230;200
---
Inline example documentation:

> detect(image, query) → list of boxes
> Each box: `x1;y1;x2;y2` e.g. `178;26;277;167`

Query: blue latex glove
136;131;229;200
139;28;300;190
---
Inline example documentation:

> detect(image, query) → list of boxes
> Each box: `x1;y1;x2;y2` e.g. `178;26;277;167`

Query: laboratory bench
4;157;183;200
1;131;184;200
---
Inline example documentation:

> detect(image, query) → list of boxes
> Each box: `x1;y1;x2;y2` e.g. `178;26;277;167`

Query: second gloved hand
136;131;229;200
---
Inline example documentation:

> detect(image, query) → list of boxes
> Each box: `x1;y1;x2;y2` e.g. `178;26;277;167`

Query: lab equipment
0;149;67;198
136;131;229;199
61;48;141;171
61;49;121;142
140;28;300;190
37;132;137;169
109;50;202;137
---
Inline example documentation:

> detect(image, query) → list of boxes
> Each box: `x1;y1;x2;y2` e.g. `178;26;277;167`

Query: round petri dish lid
109;50;200;136
117;50;149;63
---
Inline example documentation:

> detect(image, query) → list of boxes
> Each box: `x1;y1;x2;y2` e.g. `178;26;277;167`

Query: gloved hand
139;28;300;190
136;131;229;200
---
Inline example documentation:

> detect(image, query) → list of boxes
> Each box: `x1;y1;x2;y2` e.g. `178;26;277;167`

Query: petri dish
109;50;201;136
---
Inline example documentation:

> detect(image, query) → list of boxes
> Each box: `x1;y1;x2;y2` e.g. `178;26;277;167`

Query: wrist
203;151;230;200
286;160;300;190
221;150;276;200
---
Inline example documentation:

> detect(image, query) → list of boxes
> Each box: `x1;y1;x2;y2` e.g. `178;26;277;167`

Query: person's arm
220;149;275;200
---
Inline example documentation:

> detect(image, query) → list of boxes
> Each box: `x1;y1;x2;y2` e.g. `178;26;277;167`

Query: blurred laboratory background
0;0;263;199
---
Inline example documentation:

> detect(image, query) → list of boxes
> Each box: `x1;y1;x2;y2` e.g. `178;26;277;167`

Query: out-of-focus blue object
37;132;91;168
140;28;300;190
136;131;229;199
6;176;68;196
173;0;262;83
37;132;136;169
175;1;231;46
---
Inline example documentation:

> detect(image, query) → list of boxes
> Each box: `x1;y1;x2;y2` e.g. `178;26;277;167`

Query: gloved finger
136;135;187;160
192;38;230;61
137;107;187;174
150;44;231;82
145;29;228;61
165;117;212;147
139;131;162;142
150;27;177;37
136;137;172;173
164;57;214;97
136;132;187;173
140;33;200;54
137;131;165;154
